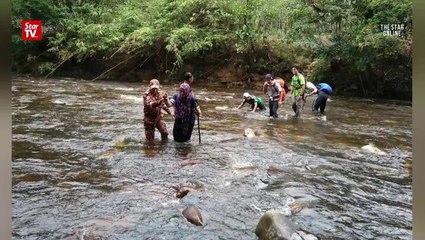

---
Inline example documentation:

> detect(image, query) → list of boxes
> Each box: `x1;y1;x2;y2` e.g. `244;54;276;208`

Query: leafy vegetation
12;0;412;99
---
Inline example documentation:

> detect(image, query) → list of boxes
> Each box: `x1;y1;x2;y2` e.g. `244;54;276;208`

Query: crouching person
238;92;266;112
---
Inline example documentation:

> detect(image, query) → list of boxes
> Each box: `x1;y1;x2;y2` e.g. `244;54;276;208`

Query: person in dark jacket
170;83;201;142
262;74;282;118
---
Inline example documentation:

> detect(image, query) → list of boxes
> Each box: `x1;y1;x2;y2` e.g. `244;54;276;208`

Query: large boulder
255;211;319;240
255;210;298;240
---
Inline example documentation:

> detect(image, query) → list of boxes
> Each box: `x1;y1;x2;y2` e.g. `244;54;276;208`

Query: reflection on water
12;77;412;239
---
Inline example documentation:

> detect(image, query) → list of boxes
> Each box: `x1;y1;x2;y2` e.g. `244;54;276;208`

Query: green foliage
368;0;412;25
37;62;56;75
310;59;330;83
11;0;412;99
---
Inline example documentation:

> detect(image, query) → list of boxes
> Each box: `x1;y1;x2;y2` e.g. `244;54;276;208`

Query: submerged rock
172;184;204;199
74;215;137;239
215;106;229;110
178;159;202;168
290;231;319;240
244;128;256;138
361;143;387;156
182;205;204;226
288;201;309;215
114;137;132;149
96;149;120;159
231;163;257;176
176;187;191;198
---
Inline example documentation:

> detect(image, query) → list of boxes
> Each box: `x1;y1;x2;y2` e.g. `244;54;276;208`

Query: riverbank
12;67;413;104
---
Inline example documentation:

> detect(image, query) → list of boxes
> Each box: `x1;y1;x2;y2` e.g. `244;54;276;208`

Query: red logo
21;20;42;41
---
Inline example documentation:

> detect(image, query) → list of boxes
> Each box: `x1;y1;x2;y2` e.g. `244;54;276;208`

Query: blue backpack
317;83;332;94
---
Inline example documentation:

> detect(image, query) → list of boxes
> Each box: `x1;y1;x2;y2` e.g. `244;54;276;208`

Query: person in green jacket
237;92;266;112
287;67;306;117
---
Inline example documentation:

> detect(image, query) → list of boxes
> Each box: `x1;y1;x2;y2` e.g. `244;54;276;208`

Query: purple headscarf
180;83;191;97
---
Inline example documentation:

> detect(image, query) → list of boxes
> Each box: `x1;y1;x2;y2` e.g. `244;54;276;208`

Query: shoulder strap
274;82;279;92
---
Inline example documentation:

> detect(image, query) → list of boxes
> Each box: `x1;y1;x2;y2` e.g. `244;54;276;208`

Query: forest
12;0;412;99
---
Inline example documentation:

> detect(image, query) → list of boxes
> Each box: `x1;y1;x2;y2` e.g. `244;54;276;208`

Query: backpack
278;79;289;93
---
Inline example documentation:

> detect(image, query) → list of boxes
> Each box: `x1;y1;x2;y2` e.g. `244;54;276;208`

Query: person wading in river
263;74;282;118
237;92;266;112
181;71;202;113
143;79;173;116
170;83;201;142
183;72;194;91
143;79;160;97
287;67;306;118
301;81;318;110
143;80;173;141
312;83;332;114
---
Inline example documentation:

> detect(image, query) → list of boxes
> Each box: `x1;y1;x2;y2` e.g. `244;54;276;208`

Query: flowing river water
12;77;412;240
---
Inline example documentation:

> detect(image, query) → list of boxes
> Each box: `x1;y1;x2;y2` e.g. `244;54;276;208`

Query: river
12;77;412;239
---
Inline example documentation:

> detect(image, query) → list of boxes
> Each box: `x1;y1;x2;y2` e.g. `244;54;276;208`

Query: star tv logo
21;20;42;41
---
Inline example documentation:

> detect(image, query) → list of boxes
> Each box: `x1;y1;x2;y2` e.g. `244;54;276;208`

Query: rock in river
290;231;319;240
255;210;318;240
182;205;204;226
178;159;202;168
172;184;204;199
361;143;387;156
244;128;256;138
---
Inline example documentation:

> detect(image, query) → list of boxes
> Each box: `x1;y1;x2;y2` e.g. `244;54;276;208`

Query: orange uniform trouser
144;119;168;141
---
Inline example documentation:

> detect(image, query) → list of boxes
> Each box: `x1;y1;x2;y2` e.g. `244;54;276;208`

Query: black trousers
269;100;279;118
313;91;328;114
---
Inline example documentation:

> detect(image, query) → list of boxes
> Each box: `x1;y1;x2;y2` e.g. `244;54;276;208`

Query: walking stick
195;100;201;144
197;114;201;144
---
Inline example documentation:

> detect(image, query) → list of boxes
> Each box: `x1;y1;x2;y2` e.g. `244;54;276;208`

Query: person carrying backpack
263;74;282;118
275;77;287;105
